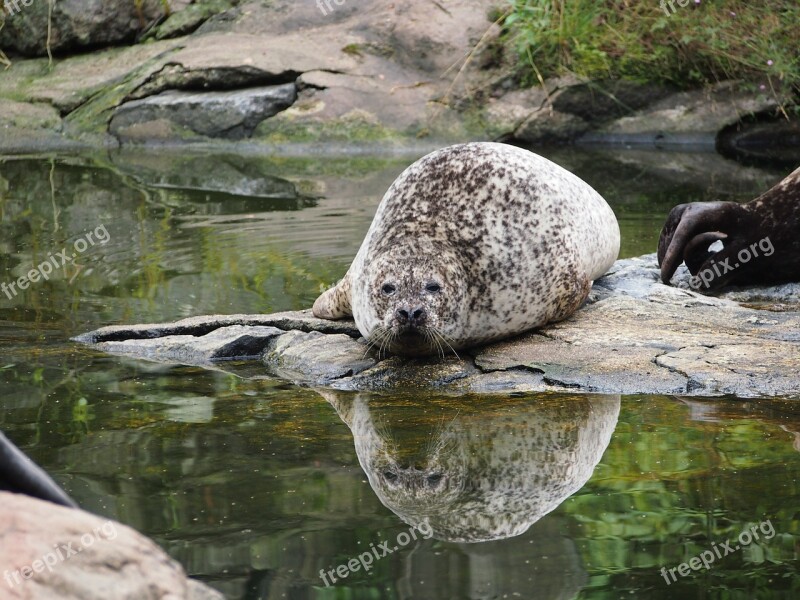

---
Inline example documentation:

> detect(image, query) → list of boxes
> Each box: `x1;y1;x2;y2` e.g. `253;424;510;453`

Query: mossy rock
144;0;235;41
254;107;402;143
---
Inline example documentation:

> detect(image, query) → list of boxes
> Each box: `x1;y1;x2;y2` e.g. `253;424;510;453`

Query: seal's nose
396;306;426;326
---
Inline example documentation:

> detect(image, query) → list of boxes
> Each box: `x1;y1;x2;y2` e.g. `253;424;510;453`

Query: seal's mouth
367;325;458;358
394;329;429;349
385;328;436;357
396;326;425;338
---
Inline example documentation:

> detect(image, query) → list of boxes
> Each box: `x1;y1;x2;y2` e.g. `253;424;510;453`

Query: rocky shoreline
75;254;800;398
1;0;797;162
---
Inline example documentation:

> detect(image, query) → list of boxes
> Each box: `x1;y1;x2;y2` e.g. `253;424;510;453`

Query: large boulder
578;81;790;147
0;0;169;57
0;0;502;145
109;83;298;140
0;492;222;599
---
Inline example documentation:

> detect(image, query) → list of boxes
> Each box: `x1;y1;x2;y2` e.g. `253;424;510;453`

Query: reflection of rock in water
320;392;620;543
677;396;800;452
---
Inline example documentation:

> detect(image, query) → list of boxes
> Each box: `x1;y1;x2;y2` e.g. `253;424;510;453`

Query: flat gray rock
75;254;800;397
334;355;481;391
110;83;298;140
579;81;790;147
74;310;361;343
87;325;285;364
264;331;376;384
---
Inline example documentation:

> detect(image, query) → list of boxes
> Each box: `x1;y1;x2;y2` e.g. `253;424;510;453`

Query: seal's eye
425;283;441;293
381;283;396;295
383;470;398;481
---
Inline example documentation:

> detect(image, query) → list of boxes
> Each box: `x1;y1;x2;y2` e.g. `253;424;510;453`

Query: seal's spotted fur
313;142;620;356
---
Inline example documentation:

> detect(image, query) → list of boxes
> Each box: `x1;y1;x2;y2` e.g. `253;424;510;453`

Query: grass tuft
503;0;800;95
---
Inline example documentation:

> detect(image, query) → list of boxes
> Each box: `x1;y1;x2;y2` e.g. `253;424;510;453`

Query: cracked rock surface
75;254;800;397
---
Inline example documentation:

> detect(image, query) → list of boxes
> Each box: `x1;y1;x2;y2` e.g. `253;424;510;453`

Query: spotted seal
659;165;800;290
312;142;620;356
319;391;620;542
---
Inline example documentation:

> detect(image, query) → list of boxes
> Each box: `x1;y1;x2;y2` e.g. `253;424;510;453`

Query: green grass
502;0;800;94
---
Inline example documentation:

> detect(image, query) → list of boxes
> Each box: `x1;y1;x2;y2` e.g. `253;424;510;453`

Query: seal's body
313;142;620;356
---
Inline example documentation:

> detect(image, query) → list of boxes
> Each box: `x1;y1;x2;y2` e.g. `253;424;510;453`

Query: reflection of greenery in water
1;150;798;599
0;154;363;323
567;397;800;598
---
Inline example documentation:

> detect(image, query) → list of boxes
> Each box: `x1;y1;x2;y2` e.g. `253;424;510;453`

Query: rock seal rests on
659;165;800;290
313;142;620;357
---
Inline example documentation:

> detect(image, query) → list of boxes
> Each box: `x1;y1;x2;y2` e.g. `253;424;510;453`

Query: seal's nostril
396;308;409;322
412;308;424;320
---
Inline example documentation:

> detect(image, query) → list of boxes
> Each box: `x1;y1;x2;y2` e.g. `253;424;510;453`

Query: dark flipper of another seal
658;166;800;290
0;431;78;508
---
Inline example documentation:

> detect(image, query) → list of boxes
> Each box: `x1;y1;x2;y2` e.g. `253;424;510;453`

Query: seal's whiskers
431;327;460;360
365;326;392;360
423;329;446;360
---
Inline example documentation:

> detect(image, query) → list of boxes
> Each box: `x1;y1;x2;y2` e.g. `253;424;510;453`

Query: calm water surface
0;147;798;599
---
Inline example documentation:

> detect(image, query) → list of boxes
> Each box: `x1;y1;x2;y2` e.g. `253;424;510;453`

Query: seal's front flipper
312;273;353;320
0;431;78;508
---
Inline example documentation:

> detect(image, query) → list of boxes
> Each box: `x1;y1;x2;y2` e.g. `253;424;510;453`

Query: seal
312;142;620;357
659;165;800;290
319;390;620;543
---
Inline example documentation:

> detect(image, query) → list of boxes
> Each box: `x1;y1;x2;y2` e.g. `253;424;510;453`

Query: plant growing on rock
503;0;800;97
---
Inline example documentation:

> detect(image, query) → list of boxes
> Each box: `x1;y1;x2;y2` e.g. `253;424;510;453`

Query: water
0;147;797;599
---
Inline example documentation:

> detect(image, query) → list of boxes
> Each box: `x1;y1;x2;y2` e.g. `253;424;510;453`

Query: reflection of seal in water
659;165;800;290
320;392;620;543
313;142;620;357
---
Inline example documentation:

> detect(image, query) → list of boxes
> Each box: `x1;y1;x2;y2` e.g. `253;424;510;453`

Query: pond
1;146;798;599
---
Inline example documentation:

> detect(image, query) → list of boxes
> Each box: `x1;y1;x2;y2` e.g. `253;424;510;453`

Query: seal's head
353;243;469;357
